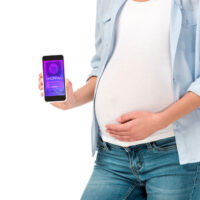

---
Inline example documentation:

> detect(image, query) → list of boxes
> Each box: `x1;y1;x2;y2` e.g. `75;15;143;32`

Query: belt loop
99;135;111;151
102;140;111;152
146;142;153;150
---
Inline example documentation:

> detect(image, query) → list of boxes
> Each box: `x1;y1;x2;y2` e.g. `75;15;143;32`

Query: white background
0;0;97;199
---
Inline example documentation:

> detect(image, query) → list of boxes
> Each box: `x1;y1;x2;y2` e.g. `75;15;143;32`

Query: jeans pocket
97;138;110;152
97;139;104;149
152;137;177;151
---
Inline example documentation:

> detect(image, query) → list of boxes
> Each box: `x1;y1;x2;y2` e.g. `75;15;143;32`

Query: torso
95;0;175;147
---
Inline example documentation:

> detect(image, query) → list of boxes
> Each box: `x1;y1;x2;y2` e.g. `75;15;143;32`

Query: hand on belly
105;110;165;142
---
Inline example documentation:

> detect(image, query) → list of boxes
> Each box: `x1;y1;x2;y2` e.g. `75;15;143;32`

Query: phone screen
42;55;66;102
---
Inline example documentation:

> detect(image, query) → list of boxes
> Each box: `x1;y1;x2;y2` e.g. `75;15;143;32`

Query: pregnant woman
39;0;200;199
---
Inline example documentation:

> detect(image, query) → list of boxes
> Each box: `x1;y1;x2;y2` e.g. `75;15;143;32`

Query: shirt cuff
186;77;200;97
86;68;99;83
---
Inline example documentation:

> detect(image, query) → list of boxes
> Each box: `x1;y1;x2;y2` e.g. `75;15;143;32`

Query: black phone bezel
42;55;66;102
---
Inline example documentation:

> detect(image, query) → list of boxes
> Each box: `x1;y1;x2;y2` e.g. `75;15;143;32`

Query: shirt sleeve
180;0;200;10
186;2;200;99
86;0;103;83
186;76;200;97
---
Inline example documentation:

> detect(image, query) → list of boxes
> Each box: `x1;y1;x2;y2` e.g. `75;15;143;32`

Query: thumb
65;78;73;99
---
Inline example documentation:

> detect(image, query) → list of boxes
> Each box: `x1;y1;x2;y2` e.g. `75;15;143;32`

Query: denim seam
136;151;143;171
152;142;177;151
125;150;143;185
190;163;200;200
109;145;124;150
122;184;136;200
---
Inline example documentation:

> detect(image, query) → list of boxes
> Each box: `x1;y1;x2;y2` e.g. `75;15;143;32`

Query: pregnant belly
95;64;175;134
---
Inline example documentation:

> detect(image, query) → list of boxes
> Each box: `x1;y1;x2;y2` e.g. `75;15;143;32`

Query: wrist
156;111;171;129
62;92;78;110
72;91;79;108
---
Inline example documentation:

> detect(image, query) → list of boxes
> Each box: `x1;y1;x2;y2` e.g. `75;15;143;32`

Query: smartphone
42;55;66;102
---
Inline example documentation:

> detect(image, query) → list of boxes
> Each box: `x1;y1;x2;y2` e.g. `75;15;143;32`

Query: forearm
73;76;97;108
158;91;200;128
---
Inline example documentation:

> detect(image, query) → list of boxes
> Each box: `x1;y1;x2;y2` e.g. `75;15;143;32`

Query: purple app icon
46;62;61;76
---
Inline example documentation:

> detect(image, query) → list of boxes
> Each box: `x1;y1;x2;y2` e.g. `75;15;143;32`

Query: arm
42;0;101;110
71;0;102;108
71;76;97;108
85;0;102;82
158;91;200;128
38;74;97;110
105;91;200;141
159;0;200;127
56;76;97;110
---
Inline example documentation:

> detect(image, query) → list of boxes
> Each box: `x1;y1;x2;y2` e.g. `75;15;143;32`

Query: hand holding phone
38;54;76;110
42;55;66;102
38;72;76;110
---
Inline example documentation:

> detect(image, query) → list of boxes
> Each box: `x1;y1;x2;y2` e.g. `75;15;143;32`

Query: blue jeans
80;136;200;200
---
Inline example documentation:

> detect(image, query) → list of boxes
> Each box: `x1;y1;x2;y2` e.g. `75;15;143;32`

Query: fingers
38;73;43;81
38;73;43;90
106;121;132;132
108;130;135;142
38;82;43;90
38;77;43;84
117;112;137;123
107;130;129;136
114;135;134;142
39;72;43;78
38;73;44;97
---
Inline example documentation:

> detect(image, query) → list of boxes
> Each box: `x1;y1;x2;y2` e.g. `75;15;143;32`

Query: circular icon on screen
46;61;61;76
49;63;59;74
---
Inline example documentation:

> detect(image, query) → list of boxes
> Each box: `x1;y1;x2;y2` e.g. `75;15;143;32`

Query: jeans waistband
98;135;176;152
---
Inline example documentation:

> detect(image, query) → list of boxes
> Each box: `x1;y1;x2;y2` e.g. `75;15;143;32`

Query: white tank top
95;0;175;147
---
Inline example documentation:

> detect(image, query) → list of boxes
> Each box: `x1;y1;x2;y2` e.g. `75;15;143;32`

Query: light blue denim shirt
86;0;200;165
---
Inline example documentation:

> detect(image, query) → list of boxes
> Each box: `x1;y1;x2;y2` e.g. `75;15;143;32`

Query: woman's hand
105;111;165;142
38;73;77;110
